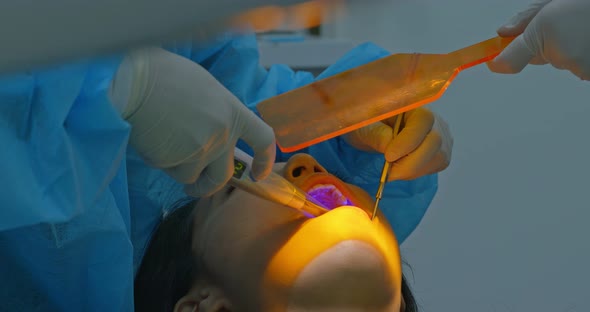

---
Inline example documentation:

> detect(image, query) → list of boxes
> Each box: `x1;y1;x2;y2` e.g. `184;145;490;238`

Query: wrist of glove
488;0;590;80
344;108;453;181
109;47;276;197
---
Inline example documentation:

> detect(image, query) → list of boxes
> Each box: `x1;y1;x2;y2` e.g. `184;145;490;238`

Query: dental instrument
257;36;515;153
230;148;330;217
372;112;404;220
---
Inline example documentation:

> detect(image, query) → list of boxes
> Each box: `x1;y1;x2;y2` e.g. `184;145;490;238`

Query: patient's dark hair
134;201;198;311
134;201;420;312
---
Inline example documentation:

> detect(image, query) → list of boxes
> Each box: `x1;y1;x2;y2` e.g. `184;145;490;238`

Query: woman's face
192;154;404;311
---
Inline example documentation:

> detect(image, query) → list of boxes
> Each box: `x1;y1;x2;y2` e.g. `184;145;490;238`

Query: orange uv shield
257;36;515;153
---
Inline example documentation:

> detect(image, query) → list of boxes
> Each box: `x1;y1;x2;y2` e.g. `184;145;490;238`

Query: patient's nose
284;154;327;183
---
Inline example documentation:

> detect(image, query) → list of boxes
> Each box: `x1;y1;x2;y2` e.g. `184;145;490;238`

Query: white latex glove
487;0;590;80
344;108;453;181
110;47;276;197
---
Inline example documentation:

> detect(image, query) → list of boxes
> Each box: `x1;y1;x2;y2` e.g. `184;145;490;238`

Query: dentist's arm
0;0;308;74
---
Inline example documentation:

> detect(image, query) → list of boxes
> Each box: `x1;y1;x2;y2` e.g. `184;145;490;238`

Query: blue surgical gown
0;33;437;311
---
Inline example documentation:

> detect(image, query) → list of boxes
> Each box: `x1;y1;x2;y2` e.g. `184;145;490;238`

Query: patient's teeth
307;184;349;209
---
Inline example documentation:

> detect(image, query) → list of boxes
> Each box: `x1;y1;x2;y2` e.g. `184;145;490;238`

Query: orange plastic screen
257;36;515;153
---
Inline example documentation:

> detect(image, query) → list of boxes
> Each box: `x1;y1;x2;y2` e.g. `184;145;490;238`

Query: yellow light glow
229;0;344;32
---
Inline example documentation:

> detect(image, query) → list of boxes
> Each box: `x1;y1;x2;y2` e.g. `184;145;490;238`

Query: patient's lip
334;205;370;219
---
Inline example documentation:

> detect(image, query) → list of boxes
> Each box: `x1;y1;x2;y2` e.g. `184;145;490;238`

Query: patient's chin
287;240;398;311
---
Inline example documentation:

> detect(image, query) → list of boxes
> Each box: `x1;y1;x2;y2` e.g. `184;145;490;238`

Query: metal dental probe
371;112;405;220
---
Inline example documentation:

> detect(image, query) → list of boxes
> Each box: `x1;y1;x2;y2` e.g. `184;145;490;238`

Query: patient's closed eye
226;186;236;196
212;185;236;203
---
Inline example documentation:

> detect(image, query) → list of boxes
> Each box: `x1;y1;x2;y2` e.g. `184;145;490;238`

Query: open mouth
306;184;353;210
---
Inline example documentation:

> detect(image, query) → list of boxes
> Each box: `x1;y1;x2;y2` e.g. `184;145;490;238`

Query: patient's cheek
288;240;397;309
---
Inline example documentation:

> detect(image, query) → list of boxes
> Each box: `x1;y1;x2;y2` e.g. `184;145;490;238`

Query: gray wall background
321;0;590;311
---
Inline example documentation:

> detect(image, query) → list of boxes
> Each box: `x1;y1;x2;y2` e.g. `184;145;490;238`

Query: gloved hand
109;47;276;197
487;0;590;80
344;108;453;181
